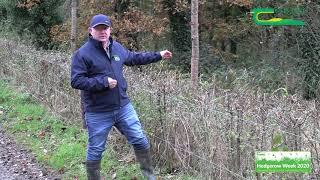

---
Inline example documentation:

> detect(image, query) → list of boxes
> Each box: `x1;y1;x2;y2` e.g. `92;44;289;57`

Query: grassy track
0;80;143;179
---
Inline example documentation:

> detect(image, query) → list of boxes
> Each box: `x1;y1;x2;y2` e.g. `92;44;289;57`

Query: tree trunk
70;0;77;53
191;0;199;87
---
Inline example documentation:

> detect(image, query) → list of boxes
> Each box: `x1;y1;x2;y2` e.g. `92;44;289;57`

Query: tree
5;0;64;49
298;4;320;100
70;0;77;52
51;0;167;51
191;0;199;86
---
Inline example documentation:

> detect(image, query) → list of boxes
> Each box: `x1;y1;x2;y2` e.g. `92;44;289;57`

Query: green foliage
272;133;282;147
0;0;64;49
162;0;191;72
0;82;12;103
0;1;7;22
272;132;288;151
297;31;320;100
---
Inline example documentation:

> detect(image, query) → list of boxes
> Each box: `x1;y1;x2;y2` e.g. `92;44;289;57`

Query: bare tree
70;0;77;53
191;0;199;87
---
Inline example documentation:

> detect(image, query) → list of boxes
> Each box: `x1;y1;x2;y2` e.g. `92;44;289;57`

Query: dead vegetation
0;38;319;179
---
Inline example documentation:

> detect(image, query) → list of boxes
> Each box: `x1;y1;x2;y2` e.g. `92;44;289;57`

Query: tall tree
191;0;199;86
70;0;77;52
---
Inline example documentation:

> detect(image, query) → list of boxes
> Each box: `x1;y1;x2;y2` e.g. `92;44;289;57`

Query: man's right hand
108;77;117;89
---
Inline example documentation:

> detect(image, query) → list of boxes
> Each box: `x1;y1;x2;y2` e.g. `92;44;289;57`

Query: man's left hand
160;50;172;60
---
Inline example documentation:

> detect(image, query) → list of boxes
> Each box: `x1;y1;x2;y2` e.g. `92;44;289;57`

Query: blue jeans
85;103;150;160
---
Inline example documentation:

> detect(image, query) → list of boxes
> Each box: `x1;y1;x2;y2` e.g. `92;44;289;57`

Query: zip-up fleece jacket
71;37;162;112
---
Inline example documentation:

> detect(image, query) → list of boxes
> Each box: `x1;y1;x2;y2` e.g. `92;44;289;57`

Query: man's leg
115;103;156;180
85;112;114;180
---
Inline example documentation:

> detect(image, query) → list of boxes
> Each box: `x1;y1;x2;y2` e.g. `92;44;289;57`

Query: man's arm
124;49;172;66
124;50;162;66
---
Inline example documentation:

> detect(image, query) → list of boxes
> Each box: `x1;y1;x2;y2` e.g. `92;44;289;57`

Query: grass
0;80;144;179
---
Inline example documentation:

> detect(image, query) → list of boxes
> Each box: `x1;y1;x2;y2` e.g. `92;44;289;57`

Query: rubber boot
134;148;156;180
86;160;101;180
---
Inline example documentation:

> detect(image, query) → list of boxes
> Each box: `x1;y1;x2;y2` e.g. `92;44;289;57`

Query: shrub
0;0;64;49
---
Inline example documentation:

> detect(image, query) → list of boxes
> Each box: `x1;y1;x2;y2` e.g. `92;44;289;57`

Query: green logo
251;8;305;26
112;55;120;61
255;151;311;173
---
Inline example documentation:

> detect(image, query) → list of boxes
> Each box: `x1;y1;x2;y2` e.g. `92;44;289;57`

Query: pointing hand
160;50;173;60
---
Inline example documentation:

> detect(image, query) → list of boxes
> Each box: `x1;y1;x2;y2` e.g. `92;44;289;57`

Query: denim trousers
85;103;150;160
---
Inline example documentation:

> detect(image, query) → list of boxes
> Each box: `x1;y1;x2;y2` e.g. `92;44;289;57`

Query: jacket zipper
106;50;121;108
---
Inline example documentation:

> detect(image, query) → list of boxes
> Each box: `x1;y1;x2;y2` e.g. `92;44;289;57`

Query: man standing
71;14;172;180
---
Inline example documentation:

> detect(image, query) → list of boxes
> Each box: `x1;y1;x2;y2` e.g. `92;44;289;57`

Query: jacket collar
88;36;113;50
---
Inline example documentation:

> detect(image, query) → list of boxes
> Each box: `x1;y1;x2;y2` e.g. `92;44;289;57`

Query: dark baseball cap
90;14;112;28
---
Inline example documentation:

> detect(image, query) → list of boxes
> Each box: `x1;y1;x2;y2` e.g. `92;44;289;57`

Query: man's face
89;25;111;42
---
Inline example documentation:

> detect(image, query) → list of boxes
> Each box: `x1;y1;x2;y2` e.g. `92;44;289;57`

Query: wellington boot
135;149;156;180
86;160;101;180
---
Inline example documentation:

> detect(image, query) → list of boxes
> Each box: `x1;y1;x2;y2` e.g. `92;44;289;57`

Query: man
71;14;172;180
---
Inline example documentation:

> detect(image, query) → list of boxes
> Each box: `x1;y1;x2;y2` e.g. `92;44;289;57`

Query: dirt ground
0;128;60;180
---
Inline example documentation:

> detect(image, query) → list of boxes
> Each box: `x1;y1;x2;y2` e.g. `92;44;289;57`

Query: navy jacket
71;37;162;112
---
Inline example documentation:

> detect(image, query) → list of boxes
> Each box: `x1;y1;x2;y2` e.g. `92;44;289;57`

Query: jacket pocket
121;78;128;92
